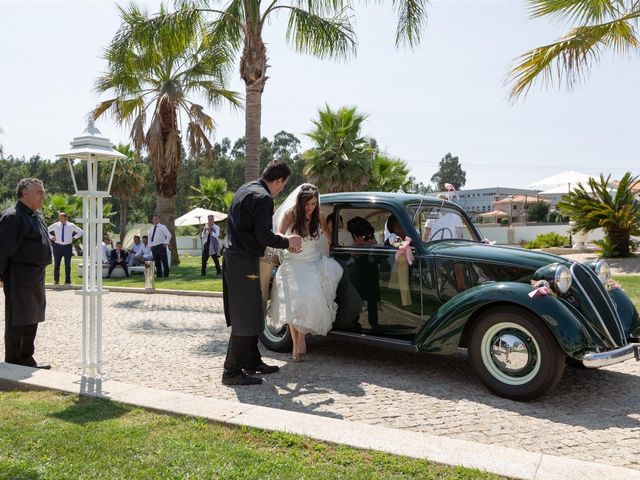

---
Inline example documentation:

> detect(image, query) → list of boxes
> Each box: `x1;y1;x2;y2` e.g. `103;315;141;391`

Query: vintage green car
260;192;640;401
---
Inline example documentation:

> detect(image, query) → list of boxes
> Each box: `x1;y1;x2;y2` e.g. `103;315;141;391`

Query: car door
329;203;424;341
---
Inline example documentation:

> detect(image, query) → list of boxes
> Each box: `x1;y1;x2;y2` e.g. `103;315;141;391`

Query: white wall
477;223;606;245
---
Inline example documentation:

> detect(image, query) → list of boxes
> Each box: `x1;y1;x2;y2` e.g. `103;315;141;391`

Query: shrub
524;232;569;249
500;218;509;226
594;237;619;258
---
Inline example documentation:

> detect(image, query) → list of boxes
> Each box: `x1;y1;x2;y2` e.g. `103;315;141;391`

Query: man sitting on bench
107;241;129;278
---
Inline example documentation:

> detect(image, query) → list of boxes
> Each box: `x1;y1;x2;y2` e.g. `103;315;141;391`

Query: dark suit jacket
0;201;52;326
110;249;128;263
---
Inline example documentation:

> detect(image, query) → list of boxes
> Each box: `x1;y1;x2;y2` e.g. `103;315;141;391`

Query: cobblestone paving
3;290;640;470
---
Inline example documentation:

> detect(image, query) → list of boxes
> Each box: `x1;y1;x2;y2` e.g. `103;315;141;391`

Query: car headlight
554;265;572;294
533;263;573;295
595;260;611;285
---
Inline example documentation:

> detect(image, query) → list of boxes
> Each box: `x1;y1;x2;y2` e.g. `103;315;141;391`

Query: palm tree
112;144;146;242
368;153;410;192
188;176;234;211
93;4;241;265
129;1;429;182
302;105;376;193
509;0;640;98
557;172;640;257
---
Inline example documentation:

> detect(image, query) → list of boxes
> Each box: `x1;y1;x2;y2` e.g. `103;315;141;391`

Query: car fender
417;281;592;355
609;286;640;338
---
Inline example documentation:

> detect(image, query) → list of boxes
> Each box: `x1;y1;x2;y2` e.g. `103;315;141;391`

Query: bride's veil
273;184;303;234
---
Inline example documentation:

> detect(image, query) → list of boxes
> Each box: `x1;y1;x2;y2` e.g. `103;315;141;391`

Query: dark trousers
4;322;38;366
201;249;221;275
107;261;129;277
53;243;72;283
223;334;262;377
151;245;170;277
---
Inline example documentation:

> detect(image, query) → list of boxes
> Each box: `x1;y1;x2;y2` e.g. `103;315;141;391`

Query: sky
0;0;638;190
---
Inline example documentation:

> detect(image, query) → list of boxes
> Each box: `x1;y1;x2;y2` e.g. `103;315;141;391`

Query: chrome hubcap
490;334;530;373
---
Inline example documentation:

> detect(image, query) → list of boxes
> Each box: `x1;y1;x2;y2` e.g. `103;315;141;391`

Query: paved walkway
2;289;640;471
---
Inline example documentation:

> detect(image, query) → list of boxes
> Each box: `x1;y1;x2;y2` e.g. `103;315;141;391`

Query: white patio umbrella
174;207;227;226
525;171;595;192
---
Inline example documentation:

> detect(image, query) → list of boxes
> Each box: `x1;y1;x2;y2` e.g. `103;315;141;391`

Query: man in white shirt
137;235;154;262
148;214;172;277
48;212;83;285
127;235;145;266
423;194;463;242
201;215;222;275
101;238;112;264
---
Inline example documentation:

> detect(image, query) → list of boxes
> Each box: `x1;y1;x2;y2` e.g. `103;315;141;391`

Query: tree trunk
156;194;180;266
119;196;127;243
607;227;631;257
241;28;268;182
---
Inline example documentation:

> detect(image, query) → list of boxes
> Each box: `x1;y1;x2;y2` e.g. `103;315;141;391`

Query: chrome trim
582;343;640;368
570;263;618;346
575;262;627;344
491;334;530;372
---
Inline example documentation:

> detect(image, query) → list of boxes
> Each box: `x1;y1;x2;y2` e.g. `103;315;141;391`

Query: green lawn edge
0;390;504;480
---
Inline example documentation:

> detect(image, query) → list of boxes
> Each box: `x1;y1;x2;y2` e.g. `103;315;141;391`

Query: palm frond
508;17;639;98
527;0;625;24
392;0;429;48
285;7;356;60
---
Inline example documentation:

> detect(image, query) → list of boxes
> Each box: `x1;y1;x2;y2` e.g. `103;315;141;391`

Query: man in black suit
222;160;302;386
107;241;129;278
0;178;52;368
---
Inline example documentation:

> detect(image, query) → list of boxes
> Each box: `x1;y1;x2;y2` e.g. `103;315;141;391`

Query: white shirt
139;243;154;260
101;242;112;264
129;241;145;257
148;223;172;247
425;211;463;241
48;221;83;245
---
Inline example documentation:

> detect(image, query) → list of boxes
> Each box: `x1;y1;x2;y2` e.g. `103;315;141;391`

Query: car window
406;204;478;243
333;208;401;247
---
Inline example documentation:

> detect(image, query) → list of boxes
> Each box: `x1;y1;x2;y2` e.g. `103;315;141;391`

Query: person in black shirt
222;160;302;386
0;178;52;368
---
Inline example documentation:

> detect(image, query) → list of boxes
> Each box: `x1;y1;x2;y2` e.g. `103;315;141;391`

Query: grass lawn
0;390;502;480
45;256;222;292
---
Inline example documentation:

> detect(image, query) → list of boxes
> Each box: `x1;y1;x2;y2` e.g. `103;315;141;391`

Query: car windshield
406;203;480;243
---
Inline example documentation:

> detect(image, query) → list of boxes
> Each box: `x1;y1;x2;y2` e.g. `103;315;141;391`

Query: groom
222;160;302;386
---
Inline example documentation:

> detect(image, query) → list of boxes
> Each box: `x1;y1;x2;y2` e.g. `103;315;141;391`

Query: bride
269;184;343;361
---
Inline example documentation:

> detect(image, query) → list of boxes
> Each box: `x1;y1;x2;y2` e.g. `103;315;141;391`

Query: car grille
570;263;627;347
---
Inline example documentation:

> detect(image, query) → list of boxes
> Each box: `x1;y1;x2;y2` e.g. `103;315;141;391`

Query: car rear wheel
468;306;565;401
259;299;293;352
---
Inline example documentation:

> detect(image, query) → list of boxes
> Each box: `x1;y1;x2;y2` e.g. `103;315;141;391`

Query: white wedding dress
269;231;343;335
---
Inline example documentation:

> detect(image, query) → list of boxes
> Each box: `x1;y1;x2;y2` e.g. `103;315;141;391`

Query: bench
78;263;147;278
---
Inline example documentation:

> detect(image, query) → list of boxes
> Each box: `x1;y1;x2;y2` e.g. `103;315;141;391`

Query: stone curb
45;284;223;298
1;363;638;480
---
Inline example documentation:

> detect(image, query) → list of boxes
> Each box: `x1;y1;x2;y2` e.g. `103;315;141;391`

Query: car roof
319;191;453;207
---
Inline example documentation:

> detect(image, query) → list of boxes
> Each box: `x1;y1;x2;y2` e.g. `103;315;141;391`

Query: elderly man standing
201;214;222;276
0;178;52;368
48;211;83;285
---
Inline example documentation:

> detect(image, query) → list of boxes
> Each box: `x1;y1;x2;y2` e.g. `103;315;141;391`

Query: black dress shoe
221;372;262;386
34;363;52;370
244;362;280;375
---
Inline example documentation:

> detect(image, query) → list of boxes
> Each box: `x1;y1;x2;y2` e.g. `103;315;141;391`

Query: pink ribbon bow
528;280;549;298
395;237;414;265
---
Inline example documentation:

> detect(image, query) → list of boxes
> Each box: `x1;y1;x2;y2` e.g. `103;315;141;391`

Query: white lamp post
57;120;126;378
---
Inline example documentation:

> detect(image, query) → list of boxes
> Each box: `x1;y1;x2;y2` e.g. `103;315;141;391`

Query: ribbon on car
528;280;549;298
389;237;414;306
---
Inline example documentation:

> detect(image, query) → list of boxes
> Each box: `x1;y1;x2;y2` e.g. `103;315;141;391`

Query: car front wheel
259;300;293;353
468;306;565;401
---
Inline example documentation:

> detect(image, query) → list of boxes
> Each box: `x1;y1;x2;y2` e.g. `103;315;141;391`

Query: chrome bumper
582;343;640;368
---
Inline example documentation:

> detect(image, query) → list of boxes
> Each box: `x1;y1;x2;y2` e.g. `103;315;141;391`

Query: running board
327;331;419;352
